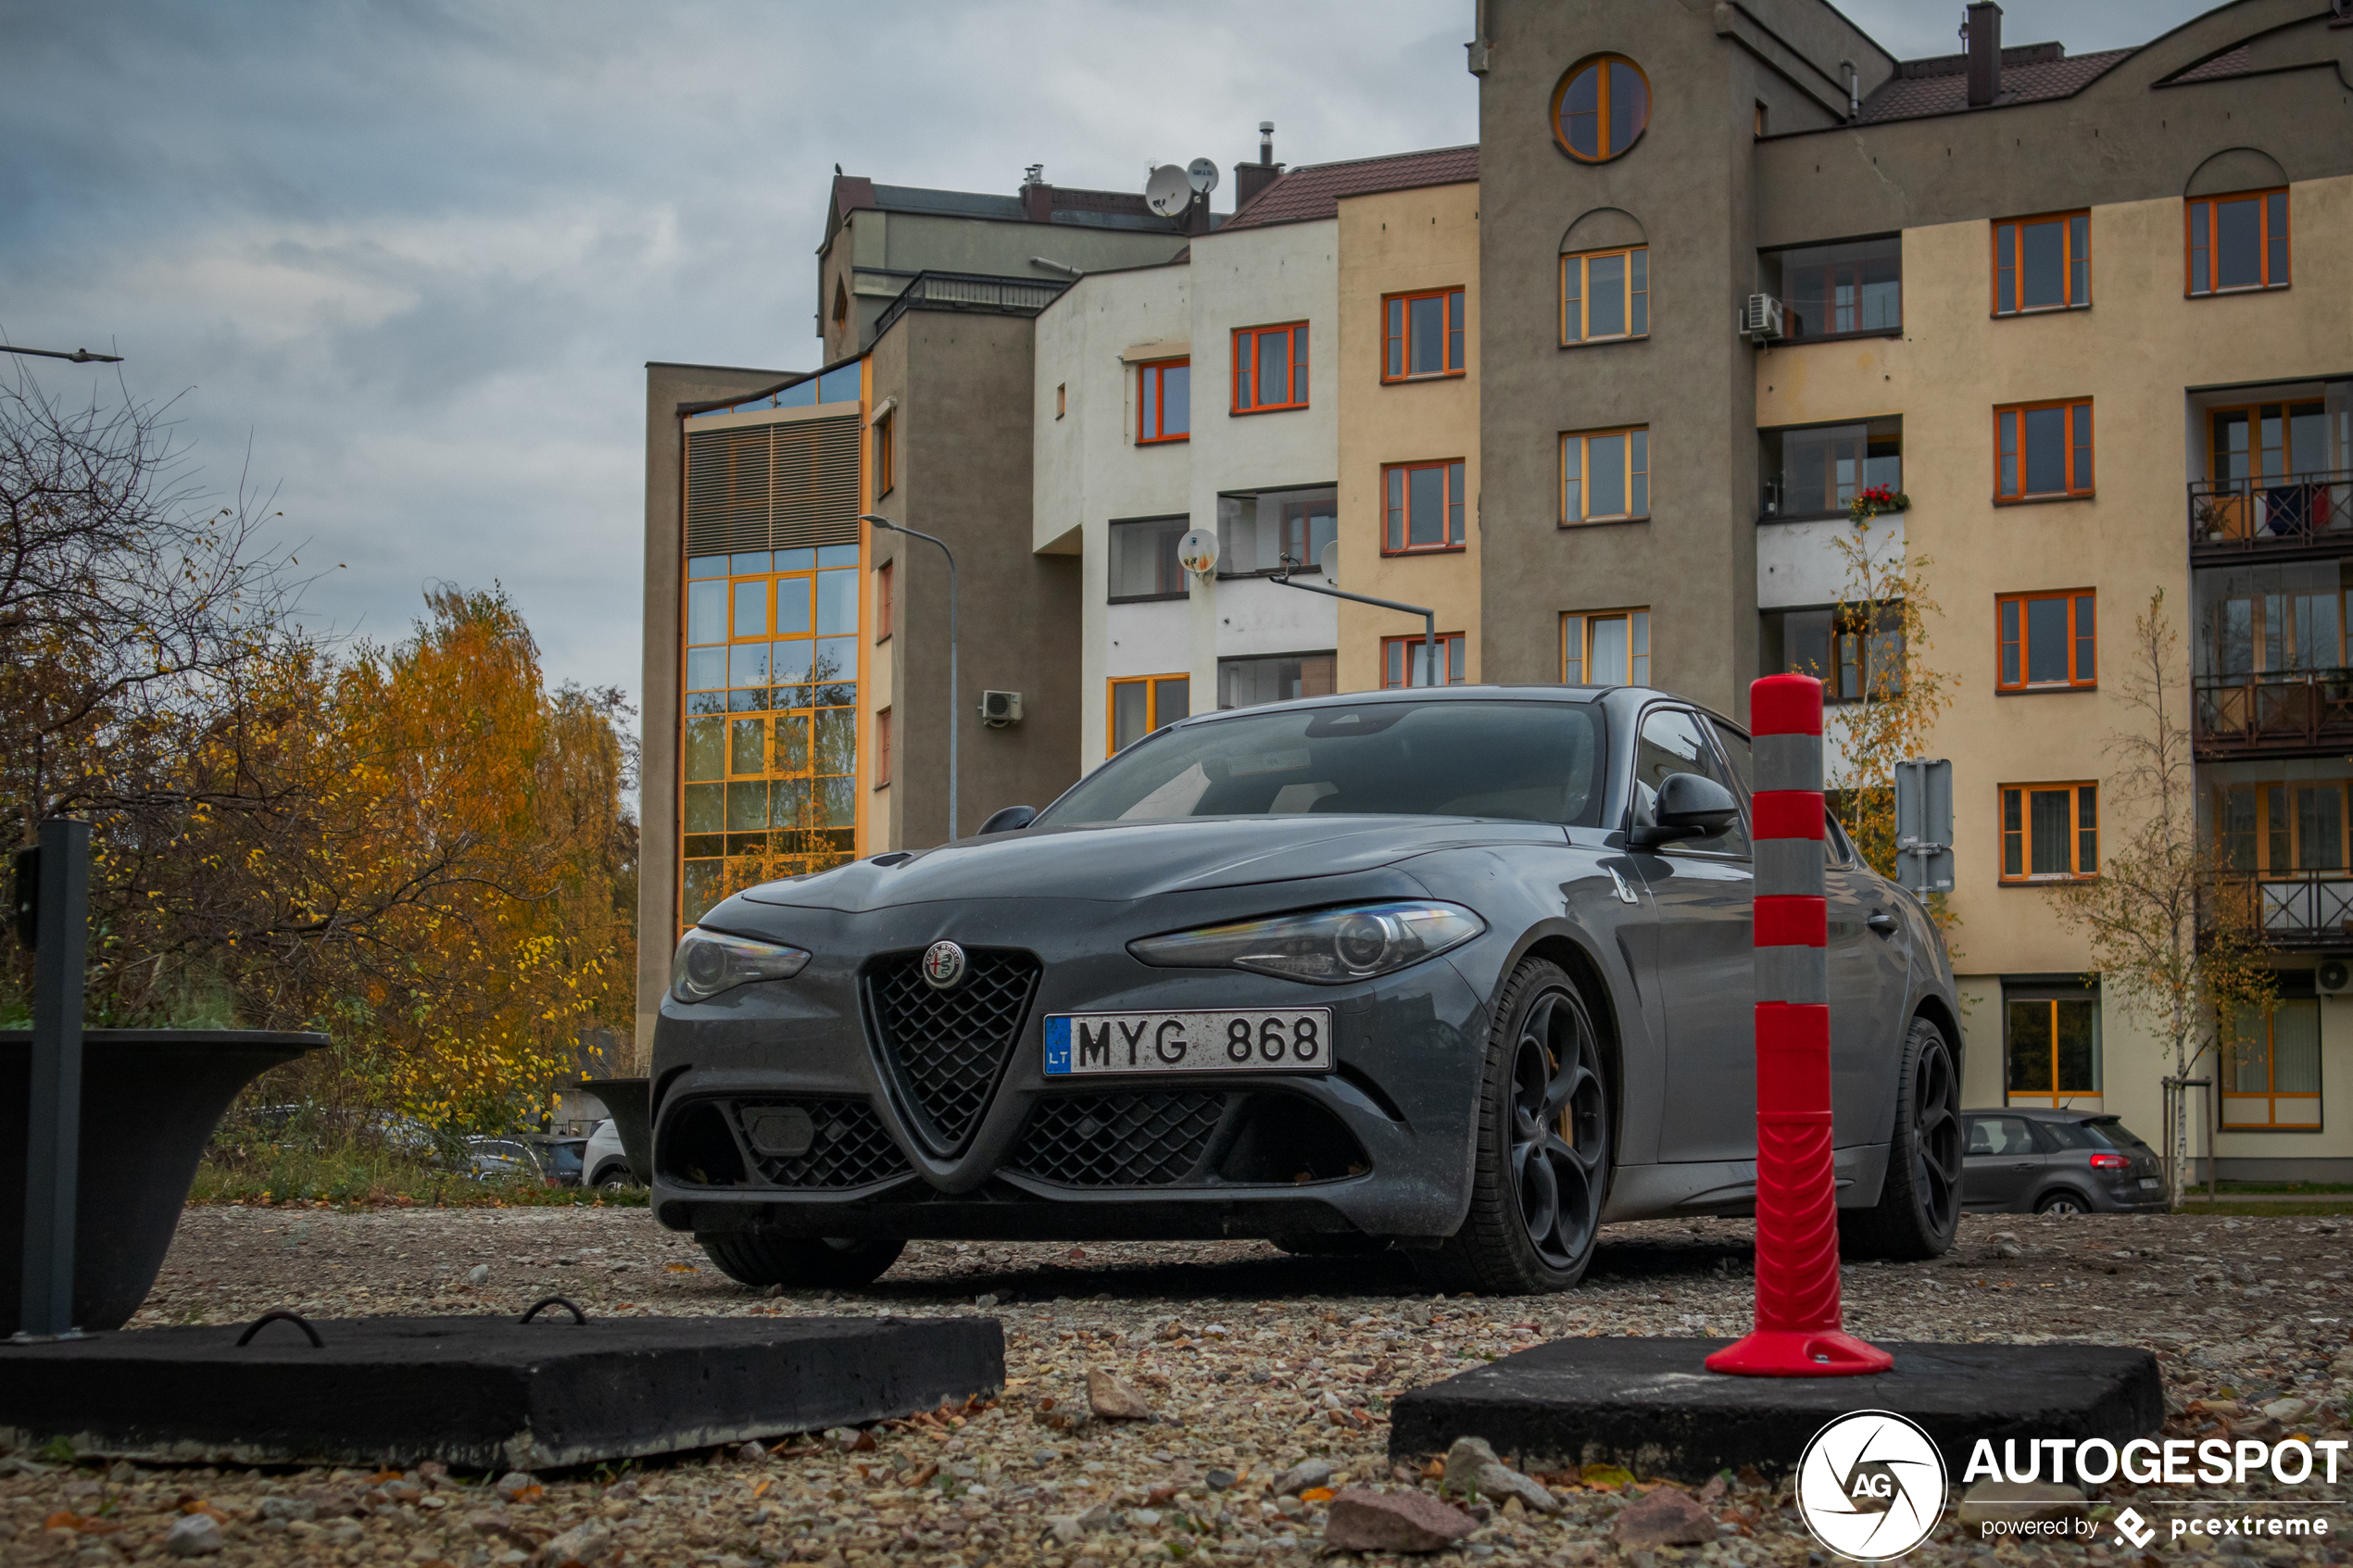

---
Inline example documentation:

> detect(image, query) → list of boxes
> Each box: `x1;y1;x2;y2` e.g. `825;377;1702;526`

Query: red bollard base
1705;1328;1894;1378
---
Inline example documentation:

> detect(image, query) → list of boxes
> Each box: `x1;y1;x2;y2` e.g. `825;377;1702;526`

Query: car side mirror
977;805;1038;834
1629;772;1741;848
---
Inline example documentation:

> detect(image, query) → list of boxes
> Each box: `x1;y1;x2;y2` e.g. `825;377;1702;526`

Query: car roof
1962;1107;2118;1123
1154;684;1745;740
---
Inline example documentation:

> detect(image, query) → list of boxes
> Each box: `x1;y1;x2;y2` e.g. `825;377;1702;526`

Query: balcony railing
2189;470;2353;558
2194;669;2353;757
2216;870;2353;948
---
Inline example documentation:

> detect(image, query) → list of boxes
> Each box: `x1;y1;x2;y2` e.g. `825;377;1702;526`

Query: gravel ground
6;1207;2352;1566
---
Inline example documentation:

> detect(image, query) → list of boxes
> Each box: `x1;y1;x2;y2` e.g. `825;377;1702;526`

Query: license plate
1044;1010;1333;1076
2138;1177;2161;1189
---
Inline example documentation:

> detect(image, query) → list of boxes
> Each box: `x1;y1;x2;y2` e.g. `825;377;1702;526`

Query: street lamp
1269;546;1443;688
0;345;122;363
862;514;961;842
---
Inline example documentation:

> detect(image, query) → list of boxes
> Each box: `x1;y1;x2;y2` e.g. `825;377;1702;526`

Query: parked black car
653;686;1965;1295
1960;1108;2167;1214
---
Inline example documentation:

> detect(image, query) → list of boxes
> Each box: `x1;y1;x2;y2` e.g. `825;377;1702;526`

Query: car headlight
670;927;811;1003
1127;901;1484;985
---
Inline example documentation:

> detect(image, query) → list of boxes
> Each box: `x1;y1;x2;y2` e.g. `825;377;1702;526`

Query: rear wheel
1412;959;1611;1295
698;1233;905;1289
2035;1191;2087;1216
1840;1016;1963;1260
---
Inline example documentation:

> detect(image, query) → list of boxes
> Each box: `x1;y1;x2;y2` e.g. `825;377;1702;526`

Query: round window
1552;55;1650;163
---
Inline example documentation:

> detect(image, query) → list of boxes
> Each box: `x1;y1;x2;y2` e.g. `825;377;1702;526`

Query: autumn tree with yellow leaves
1;369;635;1133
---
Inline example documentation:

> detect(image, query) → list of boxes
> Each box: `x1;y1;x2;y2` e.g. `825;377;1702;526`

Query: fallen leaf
1580;1463;1635;1491
1301;1487;1335;1502
664;1262;696;1273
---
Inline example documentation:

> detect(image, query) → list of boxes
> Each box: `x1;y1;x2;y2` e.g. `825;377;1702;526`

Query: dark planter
580;1076;650;1185
1;1030;323;1336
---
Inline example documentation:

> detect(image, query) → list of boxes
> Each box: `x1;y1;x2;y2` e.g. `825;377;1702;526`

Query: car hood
732;816;1569;913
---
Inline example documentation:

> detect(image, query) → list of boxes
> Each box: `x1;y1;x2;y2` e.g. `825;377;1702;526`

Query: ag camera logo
1795;1411;1948;1561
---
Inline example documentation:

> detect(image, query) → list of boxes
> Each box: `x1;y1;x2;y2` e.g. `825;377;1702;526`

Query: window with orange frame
1382;289;1465;381
1137;358;1190;444
1232;323;1308;413
1994;399;2093;502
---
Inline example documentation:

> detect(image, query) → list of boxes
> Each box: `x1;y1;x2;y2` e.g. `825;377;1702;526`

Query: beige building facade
1335;177;1483;693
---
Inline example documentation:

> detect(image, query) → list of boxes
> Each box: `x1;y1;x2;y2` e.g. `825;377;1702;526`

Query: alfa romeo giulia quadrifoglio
650;685;1963;1295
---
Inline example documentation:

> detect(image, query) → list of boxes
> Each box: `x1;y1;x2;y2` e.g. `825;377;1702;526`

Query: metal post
19;818;89;1339
863;516;958;841
1267;562;1441;686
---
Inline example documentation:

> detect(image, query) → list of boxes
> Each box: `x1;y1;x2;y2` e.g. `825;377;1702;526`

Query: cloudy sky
1;0;2214;704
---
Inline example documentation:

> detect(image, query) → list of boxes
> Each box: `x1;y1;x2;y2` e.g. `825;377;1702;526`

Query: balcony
2217;871;2353;950
2189;470;2353;561
2195;670;2353;759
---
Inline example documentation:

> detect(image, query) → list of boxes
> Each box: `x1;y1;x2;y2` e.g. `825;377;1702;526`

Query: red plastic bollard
1705;674;1892;1378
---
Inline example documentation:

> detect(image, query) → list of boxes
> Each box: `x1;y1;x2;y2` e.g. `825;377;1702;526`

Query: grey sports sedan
651;686;1964;1296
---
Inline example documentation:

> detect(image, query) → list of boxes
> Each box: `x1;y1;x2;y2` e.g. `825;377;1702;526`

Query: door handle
1867;911;1898;935
2011;1162;2035;1171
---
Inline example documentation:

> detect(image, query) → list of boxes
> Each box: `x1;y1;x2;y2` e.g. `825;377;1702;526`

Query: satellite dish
1187;157;1220;194
1145;164;1193;218
1316;542;1339;586
1176;528;1220;575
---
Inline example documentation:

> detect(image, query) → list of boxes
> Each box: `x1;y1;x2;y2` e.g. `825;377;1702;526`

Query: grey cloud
0;0;2219;697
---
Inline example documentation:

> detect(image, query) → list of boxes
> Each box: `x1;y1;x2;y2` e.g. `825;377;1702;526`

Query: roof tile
1856;47;2133;123
1221;144;1479;232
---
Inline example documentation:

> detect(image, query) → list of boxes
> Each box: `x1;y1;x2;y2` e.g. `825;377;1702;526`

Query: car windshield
1038;699;1607;828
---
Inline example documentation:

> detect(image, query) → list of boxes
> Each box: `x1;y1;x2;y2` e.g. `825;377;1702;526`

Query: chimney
1021;164;1053;223
1965;1;2003;107
1234;121;1285;209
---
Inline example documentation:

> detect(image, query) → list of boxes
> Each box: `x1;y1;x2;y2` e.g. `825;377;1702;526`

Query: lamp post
1269;550;1442;688
862;515;960;842
0;345;122;363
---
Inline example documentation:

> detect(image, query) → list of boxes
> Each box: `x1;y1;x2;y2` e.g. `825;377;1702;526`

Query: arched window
1553;55;1650;163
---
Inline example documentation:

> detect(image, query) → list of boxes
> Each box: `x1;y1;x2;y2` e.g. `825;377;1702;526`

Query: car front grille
729;1098;911;1189
864;947;1042;1156
1008;1092;1227;1187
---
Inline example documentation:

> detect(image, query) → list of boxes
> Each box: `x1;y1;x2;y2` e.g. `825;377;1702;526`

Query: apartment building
1473;0;2353;1175
1033;147;1482;762
637;170;1230;1047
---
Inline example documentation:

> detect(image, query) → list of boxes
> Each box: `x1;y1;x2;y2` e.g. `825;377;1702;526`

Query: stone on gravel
468;1263;491;1286
1273;1457;1334;1497
1206;1466;1238;1490
1086;1365;1156;1420
496;1471;539;1501
533;1517;613;1566
164;1513;224;1556
1957;1480;2086;1526
1323;1487;1477;1552
1612;1486;1716;1549
1441;1436;1556;1513
2262;1397;2314;1425
257;1495;315;1522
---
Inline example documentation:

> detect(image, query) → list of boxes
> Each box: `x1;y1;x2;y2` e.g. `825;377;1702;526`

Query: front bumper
648;885;1494;1243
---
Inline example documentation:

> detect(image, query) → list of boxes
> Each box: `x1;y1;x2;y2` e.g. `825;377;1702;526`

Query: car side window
1708;721;1753;796
1632;707;1751;857
1968;1116;2035;1157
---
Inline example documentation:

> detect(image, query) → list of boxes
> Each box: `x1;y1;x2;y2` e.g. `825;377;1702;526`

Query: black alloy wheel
2036;1191;2088;1216
1841;1016;1965;1260
1414;958;1612;1294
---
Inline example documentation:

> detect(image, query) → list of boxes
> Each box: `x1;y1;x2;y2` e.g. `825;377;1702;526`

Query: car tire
1410;958;1611;1296
698;1233;906;1290
595;1168;631;1190
2035;1190;2088;1216
1839;1015;1964;1261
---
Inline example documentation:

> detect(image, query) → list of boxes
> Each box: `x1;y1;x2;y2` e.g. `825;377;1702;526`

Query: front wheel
698;1233;905;1289
1840;1016;1963;1260
1411;959;1612;1295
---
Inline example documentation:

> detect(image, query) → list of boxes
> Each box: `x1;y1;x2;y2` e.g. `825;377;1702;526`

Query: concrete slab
0;1311;1002;1471
1389;1337;2161;1482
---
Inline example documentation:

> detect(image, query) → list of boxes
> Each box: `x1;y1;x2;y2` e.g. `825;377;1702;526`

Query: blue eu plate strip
1044;1015;1071;1075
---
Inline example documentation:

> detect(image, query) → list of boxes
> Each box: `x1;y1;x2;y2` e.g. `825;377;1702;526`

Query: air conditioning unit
979;690;1024;728
1742;294;1786;343
2319;957;2352;996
